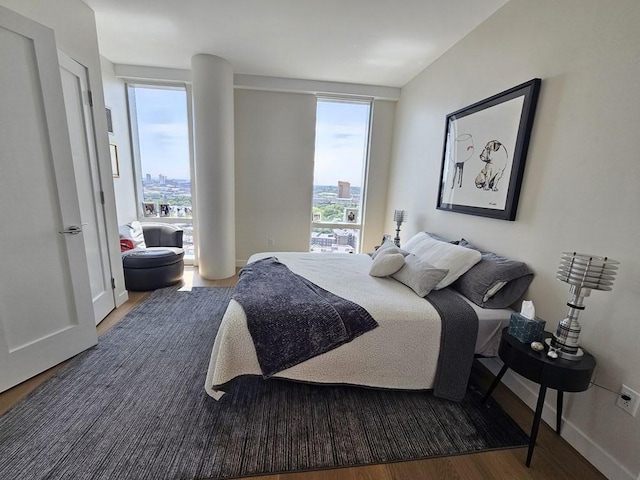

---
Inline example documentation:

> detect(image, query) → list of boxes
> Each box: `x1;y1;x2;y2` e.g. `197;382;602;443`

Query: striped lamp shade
557;252;619;291
393;210;408;247
393;210;408;224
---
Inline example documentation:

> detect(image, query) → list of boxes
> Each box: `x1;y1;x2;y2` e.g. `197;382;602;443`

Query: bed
205;233;534;402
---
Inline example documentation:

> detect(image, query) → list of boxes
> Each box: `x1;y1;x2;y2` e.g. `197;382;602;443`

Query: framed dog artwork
436;78;541;220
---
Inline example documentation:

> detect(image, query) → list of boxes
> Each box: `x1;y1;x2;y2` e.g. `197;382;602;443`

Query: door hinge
111;278;116;290
100;191;105;205
88;90;93;107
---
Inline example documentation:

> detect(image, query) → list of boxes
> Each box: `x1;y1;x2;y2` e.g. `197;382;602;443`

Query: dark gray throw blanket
233;257;379;377
426;289;479;401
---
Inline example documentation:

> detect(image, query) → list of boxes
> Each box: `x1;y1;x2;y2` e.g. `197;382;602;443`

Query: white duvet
205;252;507;399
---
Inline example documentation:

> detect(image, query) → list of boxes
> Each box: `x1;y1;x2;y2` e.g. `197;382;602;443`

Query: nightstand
483;327;596;467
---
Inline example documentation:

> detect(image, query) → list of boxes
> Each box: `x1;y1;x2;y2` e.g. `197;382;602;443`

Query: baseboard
115;289;129;308
479;358;636;480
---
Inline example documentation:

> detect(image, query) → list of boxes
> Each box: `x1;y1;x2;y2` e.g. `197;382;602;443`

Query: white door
59;51;116;324
0;6;98;392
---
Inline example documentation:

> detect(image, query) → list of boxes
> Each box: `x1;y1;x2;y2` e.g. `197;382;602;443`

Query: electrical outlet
267;237;275;246
616;384;640;417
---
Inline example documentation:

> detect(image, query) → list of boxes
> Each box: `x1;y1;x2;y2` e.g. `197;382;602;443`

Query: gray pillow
426;232;459;244
454;239;534;308
369;250;405;277
392;254;449;297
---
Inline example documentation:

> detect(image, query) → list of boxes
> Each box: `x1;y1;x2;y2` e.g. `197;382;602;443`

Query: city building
337;181;350;198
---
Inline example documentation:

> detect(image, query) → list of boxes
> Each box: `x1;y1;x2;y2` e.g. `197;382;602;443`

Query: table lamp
549;252;619;360
393;210;408;247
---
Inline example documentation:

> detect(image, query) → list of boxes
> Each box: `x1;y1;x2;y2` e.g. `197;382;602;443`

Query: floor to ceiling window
127;83;195;259
310;97;372;253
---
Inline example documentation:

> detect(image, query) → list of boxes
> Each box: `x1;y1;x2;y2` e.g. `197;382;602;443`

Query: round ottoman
122;247;185;291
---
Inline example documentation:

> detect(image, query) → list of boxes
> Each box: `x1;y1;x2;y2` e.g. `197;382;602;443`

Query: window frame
310;95;374;253
126;81;197;262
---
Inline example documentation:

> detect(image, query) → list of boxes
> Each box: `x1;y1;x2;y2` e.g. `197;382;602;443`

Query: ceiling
84;0;509;88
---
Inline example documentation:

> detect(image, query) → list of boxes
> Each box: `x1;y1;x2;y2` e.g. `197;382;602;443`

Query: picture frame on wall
436;78;541;221
109;143;119;177
105;107;114;135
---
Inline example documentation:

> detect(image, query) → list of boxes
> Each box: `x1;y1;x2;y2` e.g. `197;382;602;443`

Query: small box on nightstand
508;312;546;343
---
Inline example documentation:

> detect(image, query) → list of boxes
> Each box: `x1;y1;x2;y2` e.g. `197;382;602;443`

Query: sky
314;99;370;187
134;86;190;179
134;87;371;186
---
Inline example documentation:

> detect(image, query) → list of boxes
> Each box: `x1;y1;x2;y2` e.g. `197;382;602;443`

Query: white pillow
369;249;405;277
391;254;449;297
401;232;481;289
370;238;398;259
118;221;147;249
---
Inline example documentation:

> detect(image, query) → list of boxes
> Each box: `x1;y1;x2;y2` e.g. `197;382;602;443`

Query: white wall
100;56;137;224
387;0;640;478
362;100;396;253
234;89;317;263
0;0;128;306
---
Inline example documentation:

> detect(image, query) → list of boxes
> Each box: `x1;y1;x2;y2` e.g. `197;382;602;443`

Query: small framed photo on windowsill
345;208;358;223
159;204;170;217
143;203;157;217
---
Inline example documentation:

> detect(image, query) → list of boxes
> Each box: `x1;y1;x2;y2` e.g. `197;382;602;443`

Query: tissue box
508;313;546;343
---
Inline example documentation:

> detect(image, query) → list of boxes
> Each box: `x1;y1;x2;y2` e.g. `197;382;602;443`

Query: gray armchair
122;223;185;291
140;223;184;248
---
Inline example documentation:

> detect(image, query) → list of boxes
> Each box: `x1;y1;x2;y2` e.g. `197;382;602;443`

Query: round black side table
482;327;596;467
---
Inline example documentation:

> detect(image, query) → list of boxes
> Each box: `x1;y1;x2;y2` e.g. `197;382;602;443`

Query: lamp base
544;338;584;361
394;224;401;247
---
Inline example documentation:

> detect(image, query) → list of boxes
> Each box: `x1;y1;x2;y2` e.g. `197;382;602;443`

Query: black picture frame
105;107;114;134
436;78;541;221
109;143;119;177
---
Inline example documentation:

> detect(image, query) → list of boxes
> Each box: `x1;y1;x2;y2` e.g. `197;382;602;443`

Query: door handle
58;225;83;235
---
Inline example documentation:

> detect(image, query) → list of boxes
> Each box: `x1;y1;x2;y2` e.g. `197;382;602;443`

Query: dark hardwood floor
0;267;606;480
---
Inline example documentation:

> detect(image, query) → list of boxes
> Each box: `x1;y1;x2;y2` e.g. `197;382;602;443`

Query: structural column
191;54;236;279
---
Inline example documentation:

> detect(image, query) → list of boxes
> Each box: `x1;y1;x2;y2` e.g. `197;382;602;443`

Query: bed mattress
205;252;511;399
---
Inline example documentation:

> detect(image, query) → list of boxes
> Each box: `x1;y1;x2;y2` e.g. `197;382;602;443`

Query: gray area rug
0;287;528;480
